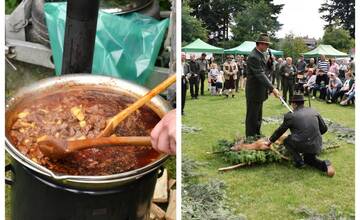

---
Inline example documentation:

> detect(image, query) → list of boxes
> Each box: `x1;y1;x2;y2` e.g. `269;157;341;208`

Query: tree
188;0;245;43
231;0;283;44
319;0;355;38
321;28;354;53
182;0;208;45
280;34;308;60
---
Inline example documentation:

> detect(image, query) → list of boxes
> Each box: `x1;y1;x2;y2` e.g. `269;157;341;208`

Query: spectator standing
216;70;224;95
329;58;340;76
181;53;189;115
236;55;246;92
208;63;220;96
280;57;297;103
223;55;238;98
317;54;329;74
198;53;209;96
295;55;307;93
188;54;200;99
274;57;283;90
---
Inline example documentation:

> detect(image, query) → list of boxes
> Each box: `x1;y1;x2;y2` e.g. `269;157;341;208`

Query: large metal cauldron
5;74;171;220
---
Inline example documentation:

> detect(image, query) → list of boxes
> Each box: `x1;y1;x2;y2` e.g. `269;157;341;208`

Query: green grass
182;87;354;219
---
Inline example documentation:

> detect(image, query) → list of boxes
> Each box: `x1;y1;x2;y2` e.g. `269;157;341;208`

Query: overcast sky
273;0;327;39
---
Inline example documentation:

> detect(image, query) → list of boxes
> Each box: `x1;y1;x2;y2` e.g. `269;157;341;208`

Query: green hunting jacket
246;48;274;102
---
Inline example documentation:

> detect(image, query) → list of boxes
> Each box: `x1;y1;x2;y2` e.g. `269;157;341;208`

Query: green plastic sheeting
224;41;284;56
182;39;224;53
302;44;348;58
44;2;169;84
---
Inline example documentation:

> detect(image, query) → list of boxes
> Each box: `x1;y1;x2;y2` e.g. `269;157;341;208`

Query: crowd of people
181;51;355;115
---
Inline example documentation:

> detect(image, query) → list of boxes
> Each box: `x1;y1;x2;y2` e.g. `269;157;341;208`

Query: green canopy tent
224;41;284;56
302;44;348;58
182;39;224;53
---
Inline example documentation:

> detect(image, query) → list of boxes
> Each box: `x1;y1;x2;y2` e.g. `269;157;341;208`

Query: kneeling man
267;94;335;177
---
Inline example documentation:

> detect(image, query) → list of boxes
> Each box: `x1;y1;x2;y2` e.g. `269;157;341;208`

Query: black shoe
225;94;229;98
232;95;235;98
294;161;305;169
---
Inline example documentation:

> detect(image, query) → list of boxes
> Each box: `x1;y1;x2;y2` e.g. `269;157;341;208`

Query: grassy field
182;86;355;219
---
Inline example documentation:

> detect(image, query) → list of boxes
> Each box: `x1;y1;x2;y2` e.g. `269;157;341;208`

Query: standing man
246;33;280;137
188;54;200;99
198;53;209;96
280;57;297;103
317;54;329;74
296;55;307;92
267;94;335;177
274;57;283;90
181;53;189;115
236;55;245;92
223;55;238;98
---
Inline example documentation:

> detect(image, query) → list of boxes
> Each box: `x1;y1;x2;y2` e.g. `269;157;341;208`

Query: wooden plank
165;190;176;220
153;169;168;203
168;179;176;189
150;203;166;220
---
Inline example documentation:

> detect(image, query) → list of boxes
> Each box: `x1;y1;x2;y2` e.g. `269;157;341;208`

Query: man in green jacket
245;33;280;137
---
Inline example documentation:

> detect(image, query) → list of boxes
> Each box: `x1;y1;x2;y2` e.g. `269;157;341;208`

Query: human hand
285;73;289;77
272;88;280;98
150;109;176;155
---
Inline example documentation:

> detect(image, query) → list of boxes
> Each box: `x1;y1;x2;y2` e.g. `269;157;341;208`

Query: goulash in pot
8;88;162;176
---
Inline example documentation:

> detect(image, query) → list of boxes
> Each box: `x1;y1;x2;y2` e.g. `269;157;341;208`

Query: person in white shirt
208;63;220;96
303;68;317;96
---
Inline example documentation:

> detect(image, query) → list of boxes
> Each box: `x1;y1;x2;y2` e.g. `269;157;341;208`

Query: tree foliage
188;0;244;43
319;0;355;38
280;34;308;60
182;0;208;45
187;0;282;46
231;0;283;44
321;28;355;53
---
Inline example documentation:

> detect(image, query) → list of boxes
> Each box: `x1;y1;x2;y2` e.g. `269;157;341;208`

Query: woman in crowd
280;57;297;103
326;72;343;103
303;68;317;96
329;58;339;76
332;70;355;103
339;59;349;81
340;82;355;106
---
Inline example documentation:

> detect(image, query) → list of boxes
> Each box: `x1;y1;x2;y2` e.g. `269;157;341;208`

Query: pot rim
100;0;154;15
5;74;172;182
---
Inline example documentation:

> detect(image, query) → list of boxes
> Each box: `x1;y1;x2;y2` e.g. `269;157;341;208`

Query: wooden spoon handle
97;74;176;138
67;136;152;152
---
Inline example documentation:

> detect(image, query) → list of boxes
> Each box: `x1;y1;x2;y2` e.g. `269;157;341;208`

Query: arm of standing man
247;55;280;97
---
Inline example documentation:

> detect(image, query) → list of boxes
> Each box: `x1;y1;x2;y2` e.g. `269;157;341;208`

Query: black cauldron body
8;159;160;220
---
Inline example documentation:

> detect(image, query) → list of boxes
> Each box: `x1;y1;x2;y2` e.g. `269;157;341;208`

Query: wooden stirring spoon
97;74;176;138
38;135;151;159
